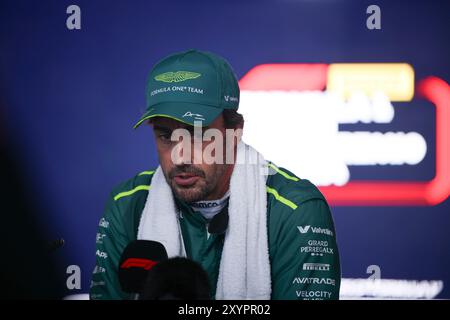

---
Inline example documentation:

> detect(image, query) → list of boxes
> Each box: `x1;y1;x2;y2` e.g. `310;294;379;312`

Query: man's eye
158;133;172;142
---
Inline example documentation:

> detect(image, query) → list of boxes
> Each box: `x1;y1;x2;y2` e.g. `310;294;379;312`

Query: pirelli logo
303;263;330;271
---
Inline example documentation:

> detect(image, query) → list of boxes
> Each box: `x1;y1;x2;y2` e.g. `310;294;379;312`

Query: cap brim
133;102;223;129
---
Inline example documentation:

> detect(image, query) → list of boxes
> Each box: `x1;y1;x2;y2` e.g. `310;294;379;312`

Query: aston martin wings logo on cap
154;71;201;83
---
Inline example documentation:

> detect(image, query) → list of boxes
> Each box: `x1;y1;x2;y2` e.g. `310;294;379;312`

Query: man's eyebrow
152;125;172;133
152;124;198;134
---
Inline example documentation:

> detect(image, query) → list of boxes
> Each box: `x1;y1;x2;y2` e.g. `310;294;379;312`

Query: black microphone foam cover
118;240;168;293
139;257;211;300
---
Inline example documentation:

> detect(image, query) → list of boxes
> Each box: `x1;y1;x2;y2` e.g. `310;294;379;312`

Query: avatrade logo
239;64;450;206
297;225;334;237
293;277;336;286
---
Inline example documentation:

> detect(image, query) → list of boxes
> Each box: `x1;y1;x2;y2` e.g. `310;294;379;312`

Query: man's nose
170;139;203;165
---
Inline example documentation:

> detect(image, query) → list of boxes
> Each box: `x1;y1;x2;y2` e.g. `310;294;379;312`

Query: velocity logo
155;71;201;83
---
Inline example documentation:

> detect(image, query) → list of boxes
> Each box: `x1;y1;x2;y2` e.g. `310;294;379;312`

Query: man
90;49;341;300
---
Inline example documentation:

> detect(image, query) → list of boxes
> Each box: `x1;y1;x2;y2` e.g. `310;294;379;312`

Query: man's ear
227;120;243;143
234;126;243;145
237;121;244;131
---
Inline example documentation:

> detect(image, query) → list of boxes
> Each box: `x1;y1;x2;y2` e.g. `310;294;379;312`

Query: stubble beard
164;165;226;203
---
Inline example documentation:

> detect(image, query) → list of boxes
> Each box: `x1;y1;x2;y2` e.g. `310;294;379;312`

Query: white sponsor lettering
90;280;105;288
311;226;334;237
188;87;203;94
98;218;109;229
150;86;171;96
296;290;332;299
292;277;336;286
303;263;330;271
307;240;328;246
301;240;333;255
300;246;334;255
182;111;205;121
224;95;239;102
92;265;106;274
151;86;204;97
96;250;108;259
171;86;186;92
96;233;106;244
297;225;334;237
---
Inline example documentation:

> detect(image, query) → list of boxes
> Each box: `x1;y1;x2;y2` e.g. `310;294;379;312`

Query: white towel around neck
137;142;271;299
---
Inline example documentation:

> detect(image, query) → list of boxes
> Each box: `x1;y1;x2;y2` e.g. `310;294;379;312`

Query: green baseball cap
134;49;240;128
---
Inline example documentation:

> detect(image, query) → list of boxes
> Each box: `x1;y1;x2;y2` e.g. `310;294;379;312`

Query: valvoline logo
238;63;450;206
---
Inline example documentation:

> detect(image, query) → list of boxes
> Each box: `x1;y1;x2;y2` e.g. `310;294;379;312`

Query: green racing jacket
90;163;341;300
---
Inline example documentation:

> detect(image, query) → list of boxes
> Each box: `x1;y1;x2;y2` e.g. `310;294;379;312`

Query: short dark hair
222;109;244;129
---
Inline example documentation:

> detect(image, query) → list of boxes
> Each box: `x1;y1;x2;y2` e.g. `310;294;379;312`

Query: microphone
208;204;229;235
47;238;65;252
118;240;168;293
139;257;211;300
118;240;211;299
